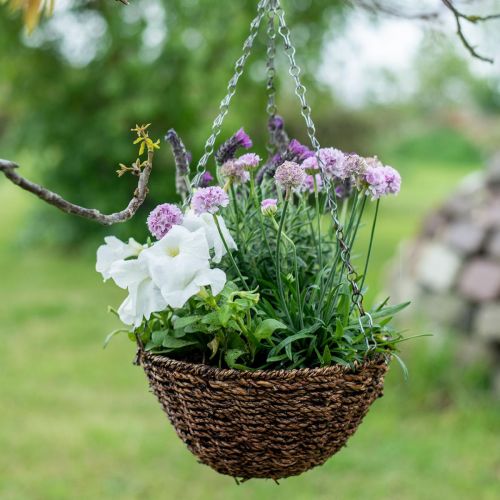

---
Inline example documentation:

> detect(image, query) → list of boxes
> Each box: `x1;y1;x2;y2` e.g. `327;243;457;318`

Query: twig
441;0;499;64
0;151;153;225
350;0;439;21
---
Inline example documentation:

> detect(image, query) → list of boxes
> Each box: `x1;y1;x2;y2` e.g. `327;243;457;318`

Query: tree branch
441;0;499;64
0;152;153;226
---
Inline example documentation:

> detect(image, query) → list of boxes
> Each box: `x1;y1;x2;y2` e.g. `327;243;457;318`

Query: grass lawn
1;161;499;499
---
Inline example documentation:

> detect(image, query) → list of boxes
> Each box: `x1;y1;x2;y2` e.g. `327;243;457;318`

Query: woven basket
140;351;389;480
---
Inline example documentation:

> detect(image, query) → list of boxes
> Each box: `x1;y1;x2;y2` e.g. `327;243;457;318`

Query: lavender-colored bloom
220;159;250;184
318;148;347;179
214;128;253;165
192;187;229;215
234;128;253;149
236;153;261;170
288;139;315;162
147;203;183;239
364;165;388;200
301;173;323;194
261;198;278;216
198;171;214;188
382;166;401;195
343;154;366;177
268;115;289;154
165;129;191;198
334;179;353;199
302;156;319;174
269;116;284;130
275;161;306;190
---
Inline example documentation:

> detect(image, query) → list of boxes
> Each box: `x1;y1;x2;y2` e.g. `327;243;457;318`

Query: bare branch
441;0;498;64
349;0;439;21
0;152;153;226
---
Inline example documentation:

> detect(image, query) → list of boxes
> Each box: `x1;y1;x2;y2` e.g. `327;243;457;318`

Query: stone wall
390;154;500;394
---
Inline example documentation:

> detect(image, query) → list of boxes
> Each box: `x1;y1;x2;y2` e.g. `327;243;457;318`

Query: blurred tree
0;0;345;244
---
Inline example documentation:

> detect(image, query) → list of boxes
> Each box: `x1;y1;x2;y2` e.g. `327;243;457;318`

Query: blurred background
1;0;500;498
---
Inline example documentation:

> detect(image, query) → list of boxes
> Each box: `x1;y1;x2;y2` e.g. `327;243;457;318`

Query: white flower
96;236;144;280
145;225;226;308
108;256;166;328
182;209;237;263
97;226;227;328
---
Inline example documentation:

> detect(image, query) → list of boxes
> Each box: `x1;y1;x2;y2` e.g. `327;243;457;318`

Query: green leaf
103;329;129;349
173;316;201;330
217;305;232;328
224;349;247;369
335;318;344;339
254;319;288;340
162;336;198;349
151;330;166;346
270;333;315;360
322;345;332;365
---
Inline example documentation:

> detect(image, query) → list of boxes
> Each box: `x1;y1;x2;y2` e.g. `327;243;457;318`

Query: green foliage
0;0;344;244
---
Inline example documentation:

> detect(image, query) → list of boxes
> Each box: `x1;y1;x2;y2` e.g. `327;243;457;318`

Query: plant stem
313;175;323;271
275;193;294;327
358;198;380;298
212;214;249;291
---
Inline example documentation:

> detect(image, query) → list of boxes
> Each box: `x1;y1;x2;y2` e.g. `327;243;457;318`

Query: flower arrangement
98;120;408;371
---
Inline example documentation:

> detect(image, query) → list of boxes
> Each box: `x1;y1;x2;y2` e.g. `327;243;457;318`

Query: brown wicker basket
139;351;389;480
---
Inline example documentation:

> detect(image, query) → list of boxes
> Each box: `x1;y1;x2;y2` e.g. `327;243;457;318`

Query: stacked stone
391;154;500;394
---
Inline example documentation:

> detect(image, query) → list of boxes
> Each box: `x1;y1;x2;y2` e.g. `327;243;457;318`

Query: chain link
189;0;268;191
274;1;367;318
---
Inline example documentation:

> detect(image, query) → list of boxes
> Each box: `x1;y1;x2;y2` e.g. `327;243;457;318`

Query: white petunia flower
182;209;237;263
145;225;226;308
96;236;145;280
107;256;166;328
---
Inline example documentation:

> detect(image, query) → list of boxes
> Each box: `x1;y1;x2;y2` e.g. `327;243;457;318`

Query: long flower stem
272;218;304;329
313;176;323;271
250;172;273;258
275;194;293;327
212;214;249;291
358;198;380;299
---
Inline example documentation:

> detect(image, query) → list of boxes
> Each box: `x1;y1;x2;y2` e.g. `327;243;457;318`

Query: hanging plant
1;0;416;482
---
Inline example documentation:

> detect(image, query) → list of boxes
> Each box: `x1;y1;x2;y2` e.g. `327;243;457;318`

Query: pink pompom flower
275;161;306;190
191;186;230;215
220;159;250;184
236;153;261;170
261;198;278;216
147;203;183;239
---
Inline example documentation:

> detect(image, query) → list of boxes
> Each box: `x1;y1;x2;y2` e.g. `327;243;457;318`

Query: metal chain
190;0;268;191
274;1;366;318
265;5;277;119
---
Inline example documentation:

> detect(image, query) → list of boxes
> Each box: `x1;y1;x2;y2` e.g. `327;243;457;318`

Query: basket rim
140;351;389;380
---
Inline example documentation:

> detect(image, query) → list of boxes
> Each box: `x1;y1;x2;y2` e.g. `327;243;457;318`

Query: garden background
1;1;499;498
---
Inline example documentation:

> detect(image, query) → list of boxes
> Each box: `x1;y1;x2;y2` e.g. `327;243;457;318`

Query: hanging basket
140;351;389;480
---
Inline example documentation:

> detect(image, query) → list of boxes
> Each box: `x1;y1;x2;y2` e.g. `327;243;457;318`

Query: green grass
1;161;500;500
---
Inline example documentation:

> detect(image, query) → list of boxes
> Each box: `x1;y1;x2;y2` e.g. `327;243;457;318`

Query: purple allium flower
382;166;401;195
234;128;253;149
236;153;261;170
301;173;323;194
275;161;306;190
147;203;183;239
192;186;229;215
220;159;250;184
261;198;278;216
198;171;214;188
288;139;315;162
